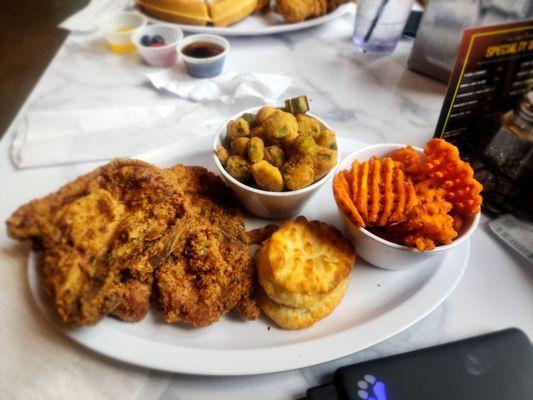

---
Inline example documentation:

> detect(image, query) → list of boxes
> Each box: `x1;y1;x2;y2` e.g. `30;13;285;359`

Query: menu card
436;20;533;138
434;20;533;220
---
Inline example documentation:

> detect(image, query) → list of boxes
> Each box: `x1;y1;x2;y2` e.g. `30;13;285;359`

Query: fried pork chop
7;160;259;327
7;159;189;325
158;165;260;327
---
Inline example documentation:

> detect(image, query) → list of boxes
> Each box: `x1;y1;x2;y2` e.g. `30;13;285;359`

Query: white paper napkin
11;105;226;169
147;69;293;104
59;0;132;32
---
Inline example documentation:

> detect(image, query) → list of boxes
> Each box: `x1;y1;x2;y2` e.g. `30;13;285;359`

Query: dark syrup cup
178;34;229;78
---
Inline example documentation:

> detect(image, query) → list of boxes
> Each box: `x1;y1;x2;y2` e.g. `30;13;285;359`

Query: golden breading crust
276;0;328;23
247;224;279;245
157;164;260;326
7;159;189;325
256;278;348;330
326;0;351;12
257;216;355;308
255;0;270;13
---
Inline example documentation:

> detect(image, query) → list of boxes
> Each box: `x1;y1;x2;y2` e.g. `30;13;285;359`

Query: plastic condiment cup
100;12;147;53
132;24;184;67
178;34;229;78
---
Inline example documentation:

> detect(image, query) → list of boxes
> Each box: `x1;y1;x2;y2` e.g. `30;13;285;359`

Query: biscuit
257;246;350;308
257;278;348;330
257;216;355;308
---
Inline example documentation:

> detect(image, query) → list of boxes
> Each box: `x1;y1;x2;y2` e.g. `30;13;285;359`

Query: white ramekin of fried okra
212;96;339;219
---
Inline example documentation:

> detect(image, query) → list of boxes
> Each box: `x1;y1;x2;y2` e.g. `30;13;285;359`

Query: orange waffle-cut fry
405;180;418;214
389;145;421;176
403;236;437;252
422;139;482;217
390;167;407;223
452;214;464;233
351;160;360;206
378;158;395;226
333;171;365;226
387;180;458;251
368;157;381;224
356;161;369;220
334;157;417;228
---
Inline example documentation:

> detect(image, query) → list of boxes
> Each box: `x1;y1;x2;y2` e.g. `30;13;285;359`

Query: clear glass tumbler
353;0;415;55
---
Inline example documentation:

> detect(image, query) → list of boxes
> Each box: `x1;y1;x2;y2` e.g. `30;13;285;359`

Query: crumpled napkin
11;104;226;169
59;0;132;32
147;69;293;104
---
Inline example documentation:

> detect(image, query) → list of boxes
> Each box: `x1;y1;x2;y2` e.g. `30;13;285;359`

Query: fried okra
264;145;285;169
295;113;321;138
255;106;277;125
251;126;265;139
247;137;265;163
226;156;251;182
231;137;250;157
241;113;256;127
289;134;319;157
313;148;338;180
227;118;250;140
251;161;284;192
263;111;299;145
282;155;315;190
215;145;229;166
316;129;336;148
220;96;338;192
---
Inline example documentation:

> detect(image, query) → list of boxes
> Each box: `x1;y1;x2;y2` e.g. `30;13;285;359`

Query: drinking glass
353;0;415;55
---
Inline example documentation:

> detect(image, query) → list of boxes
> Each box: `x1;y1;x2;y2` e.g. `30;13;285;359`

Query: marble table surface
0;12;531;400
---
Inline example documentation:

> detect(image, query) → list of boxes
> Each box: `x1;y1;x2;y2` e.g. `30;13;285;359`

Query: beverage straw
363;0;390;43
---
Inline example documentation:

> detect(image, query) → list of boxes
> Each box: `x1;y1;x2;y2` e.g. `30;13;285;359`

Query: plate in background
138;3;354;36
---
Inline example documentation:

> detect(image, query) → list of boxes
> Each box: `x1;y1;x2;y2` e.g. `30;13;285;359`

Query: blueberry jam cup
132;24;183;68
178;34;229;79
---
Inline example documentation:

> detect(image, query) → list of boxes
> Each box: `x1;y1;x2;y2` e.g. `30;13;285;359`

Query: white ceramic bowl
132;24;183;67
335;143;480;270
212;106;339;219
99;12;147;53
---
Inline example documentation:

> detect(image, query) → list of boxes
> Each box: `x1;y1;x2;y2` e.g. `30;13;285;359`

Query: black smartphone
307;328;532;400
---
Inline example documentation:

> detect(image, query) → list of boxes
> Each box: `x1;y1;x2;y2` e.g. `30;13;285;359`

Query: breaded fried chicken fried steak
7;160;188;325
158;165;259;326
7;160;259;326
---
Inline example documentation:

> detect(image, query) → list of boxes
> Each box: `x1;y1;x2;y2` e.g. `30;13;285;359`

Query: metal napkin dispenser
408;0;532;82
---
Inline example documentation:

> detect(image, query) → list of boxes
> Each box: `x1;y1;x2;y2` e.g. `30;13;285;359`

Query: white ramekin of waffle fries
333;142;481;270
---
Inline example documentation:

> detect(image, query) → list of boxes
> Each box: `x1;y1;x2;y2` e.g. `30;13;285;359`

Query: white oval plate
137;3;353;36
28;136;469;376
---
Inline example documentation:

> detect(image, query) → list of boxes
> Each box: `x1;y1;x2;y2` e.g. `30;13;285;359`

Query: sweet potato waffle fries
333;139;483;251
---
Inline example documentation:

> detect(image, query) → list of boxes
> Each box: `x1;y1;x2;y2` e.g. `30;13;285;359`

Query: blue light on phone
356;374;388;400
